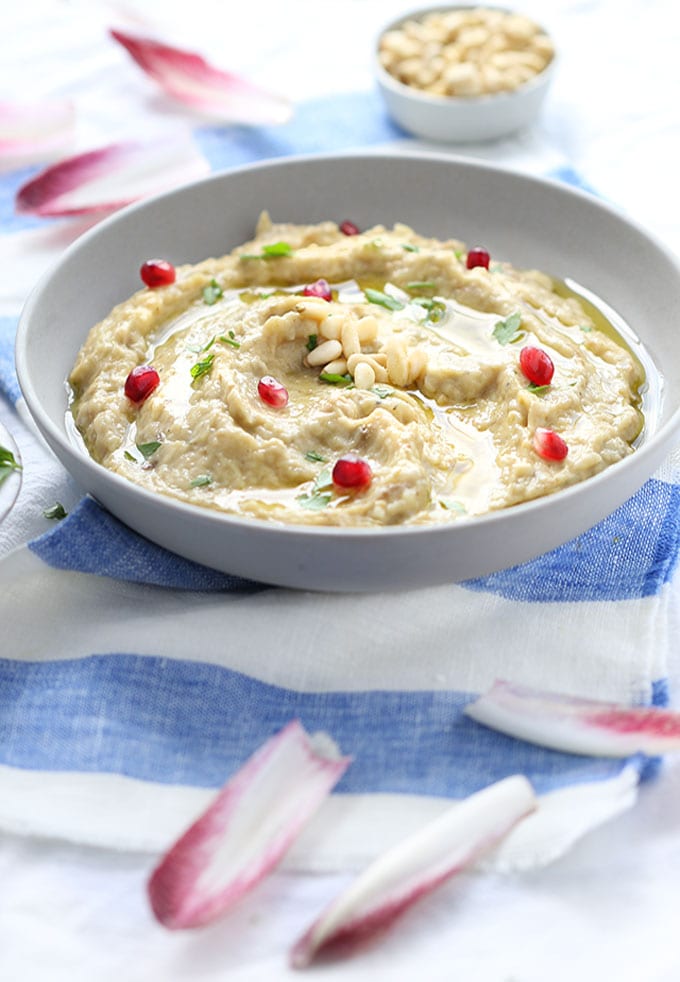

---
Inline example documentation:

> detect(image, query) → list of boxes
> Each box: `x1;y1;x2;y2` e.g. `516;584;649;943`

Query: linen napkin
1;90;679;875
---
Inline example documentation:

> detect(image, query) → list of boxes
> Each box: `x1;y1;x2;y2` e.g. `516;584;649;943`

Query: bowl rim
374;2;557;107
15;149;680;549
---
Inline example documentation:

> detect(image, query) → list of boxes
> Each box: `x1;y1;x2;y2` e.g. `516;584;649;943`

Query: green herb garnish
440;499;467;514
190;475;212;488
297;491;333;511
580;324;593;333
191;352;215;381
43;502;67;521
0;445;21;487
526;382;551;395
297;466;334;510
123;450;136;462
306;334;318;352
492;311;524;345
312;467;333;492
406;281;436;292
401;243;420;253
202;279;223;305
304;450;327;463
136;440;161;459
371;384;394;399
240;241;294;260
219;330;240;349
364;288;404;312
319;372;354;387
413;297;446;324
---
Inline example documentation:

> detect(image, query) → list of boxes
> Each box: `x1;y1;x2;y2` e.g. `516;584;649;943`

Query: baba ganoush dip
68;214;644;527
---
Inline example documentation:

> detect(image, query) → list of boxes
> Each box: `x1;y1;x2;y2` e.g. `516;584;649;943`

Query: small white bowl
375;5;556;143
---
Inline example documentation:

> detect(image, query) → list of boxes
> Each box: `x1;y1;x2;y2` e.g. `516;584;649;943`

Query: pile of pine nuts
286;298;427;390
378;7;554;98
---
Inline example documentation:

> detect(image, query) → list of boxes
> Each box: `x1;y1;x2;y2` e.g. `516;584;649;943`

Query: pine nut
306;339;343;366
341;321;361;358
357;315;378;343
323;358;348;375
354;361;376;390
385;338;409;387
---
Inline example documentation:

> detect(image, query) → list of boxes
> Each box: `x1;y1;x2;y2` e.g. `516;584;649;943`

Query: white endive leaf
15;136;210;218
464;679;680;758
110;28;292;125
148;720;351;930
290;775;536;969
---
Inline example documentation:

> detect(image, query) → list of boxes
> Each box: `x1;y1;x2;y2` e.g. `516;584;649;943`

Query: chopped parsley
364;288;404;312
304;450;327;463
123;450;137;462
43;502;68;521
0;445;21;487
219;330;240;349
297;466;334;510
239;241;294;260
306;334;318;352
492;311;524;345
413;296;446;324
580;324;593;333
406;281;436;292
371;384;394;399
202;279;223;305
190;352;215;381
440;499;467;514
319;371;354;387
526;382;551;395
190;475;212;488
297;491;333;511
136;440;162;459
401;243;420;253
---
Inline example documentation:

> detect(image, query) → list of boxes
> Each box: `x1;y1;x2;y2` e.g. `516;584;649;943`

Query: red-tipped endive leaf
0;100;75;164
110;28;292;125
464;679;680;757
15;136;209;218
290;775;536;969
148;720;350;930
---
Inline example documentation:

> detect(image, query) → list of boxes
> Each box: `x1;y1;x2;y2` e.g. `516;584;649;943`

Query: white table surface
2;2;680;979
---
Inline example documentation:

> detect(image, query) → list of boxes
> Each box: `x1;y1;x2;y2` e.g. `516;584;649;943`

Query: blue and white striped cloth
0;91;678;871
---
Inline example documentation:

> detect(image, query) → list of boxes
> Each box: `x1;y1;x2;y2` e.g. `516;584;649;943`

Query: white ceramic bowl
16;152;680;592
375;5;556;143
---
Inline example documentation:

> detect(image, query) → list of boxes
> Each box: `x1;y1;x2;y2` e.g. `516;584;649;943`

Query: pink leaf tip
464;679;680;758
110;28;292;126
290;774;536;969
148;720;350;930
15;136;210;218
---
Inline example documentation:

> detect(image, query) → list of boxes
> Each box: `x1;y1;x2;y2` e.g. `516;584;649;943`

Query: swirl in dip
69;214;644;526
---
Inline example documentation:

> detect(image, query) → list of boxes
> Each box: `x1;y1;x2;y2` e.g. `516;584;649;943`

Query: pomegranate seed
466;247;490;270
125;365;160;403
533;428;568;461
339;220;360;236
140;259;176;288
332;454;372;489
520;346;554;386
302;278;332;302
258;376;289;408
